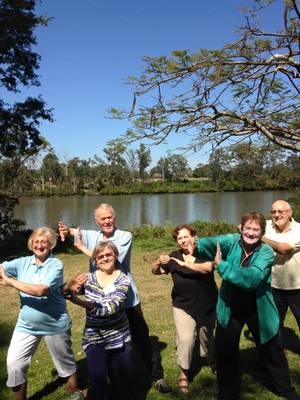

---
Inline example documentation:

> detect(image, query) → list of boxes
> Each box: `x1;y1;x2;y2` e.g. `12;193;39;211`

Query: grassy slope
0;245;300;400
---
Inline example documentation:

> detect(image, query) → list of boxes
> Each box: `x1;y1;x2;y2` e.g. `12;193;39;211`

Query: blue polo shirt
3;255;71;335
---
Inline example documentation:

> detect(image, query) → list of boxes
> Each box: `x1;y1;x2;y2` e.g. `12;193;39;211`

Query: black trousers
125;303;164;381
215;313;297;400
272;288;300;330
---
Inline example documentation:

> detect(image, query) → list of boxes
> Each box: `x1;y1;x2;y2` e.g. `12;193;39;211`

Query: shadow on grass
26;335;165;400
244;326;300;354
0;322;15;399
242;328;300;396
281;326;300;354
26;358;89;400
9;326;300;399
188;329;300;399
0;330;163;400
126;335;167;400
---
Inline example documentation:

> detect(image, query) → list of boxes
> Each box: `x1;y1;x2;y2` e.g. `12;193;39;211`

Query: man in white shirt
262;199;300;331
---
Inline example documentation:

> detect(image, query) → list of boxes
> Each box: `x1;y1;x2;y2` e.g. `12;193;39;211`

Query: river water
14;190;294;230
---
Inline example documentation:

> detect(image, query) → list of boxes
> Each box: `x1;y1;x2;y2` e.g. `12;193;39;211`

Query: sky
10;0;284;169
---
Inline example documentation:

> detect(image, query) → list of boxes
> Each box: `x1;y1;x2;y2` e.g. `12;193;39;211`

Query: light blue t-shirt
3;255;71;335
73;228;140;308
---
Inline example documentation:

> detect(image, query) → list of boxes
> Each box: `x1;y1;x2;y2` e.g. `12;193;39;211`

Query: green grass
1;239;300;399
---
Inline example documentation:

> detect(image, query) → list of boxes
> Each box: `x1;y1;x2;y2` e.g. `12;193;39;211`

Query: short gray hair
94;203;115;218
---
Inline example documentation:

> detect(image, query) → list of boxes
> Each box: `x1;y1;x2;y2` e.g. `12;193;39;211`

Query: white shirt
265;218;300;290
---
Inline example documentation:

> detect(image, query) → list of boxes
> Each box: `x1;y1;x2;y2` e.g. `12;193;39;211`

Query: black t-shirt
162;249;218;320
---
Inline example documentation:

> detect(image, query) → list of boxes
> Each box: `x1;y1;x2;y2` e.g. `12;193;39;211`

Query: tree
103;140;130;187
40;153;63;186
167;154;190;180
0;0;53;239
153;153;189;182
90;155;107;192
125;149;138;183
109;0;300;156
208;149;230;189
137;143;151;183
193;163;212;179
0;0;53;161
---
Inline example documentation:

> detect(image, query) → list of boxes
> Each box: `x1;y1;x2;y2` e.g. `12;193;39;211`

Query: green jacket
195;233;279;344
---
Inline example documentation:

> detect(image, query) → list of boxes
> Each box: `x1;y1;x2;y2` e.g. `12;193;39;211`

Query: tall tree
208;149;230;189
109;0;300;155
103;140;129;187
137;143;151;183
154;153;189;182
90;155;107;192
125;149;138;183
0;0;53;161
0;0;53;239
40;153;63;185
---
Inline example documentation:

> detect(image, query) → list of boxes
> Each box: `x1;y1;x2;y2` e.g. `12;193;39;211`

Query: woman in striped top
62;241;131;400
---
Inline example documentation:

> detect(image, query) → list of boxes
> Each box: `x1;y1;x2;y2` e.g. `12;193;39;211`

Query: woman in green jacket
192;212;300;400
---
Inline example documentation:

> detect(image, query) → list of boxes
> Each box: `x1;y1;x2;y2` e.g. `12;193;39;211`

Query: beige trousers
172;306;215;370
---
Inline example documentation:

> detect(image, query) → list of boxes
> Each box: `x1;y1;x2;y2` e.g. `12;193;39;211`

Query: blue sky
14;0;284;169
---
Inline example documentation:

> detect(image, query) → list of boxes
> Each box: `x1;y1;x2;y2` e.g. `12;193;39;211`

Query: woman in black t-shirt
152;224;218;394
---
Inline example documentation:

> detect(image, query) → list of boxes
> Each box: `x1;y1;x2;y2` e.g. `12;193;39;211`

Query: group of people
0;203;172;400
1;200;300;400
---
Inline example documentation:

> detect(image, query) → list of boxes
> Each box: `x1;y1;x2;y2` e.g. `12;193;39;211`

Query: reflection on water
14;190;294;230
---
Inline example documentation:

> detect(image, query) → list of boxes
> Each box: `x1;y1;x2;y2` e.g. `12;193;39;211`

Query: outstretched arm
261;235;294;255
0;266;49;296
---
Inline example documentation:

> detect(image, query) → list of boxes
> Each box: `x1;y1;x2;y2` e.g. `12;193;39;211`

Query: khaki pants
172;306;215;370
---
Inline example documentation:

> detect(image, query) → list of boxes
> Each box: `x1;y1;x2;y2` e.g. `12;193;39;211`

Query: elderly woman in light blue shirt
0;227;82;400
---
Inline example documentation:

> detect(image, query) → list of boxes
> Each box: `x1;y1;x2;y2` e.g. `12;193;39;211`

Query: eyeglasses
33;240;49;246
96;252;115;261
270;209;290;215
242;227;262;234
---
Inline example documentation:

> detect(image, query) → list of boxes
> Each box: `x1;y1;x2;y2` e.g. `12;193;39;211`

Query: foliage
127;220;236;251
0;0;53;161
2;139;300;195
288;188;300;221
150;153;191;181
137;143;151;183
103;139;131;187
128;223;175;248
0;0;53;239
108;0;300;156
0;194;25;243
193;220;237;236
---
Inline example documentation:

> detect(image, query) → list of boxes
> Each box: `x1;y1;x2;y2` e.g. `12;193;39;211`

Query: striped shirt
82;270;131;351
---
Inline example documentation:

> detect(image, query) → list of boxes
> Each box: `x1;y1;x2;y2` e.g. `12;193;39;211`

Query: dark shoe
154;378;172;394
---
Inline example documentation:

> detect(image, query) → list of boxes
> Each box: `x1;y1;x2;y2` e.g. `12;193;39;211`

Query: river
14;190;294;230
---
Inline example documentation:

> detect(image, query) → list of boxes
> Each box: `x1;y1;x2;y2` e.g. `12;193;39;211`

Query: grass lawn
1;243;300;399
